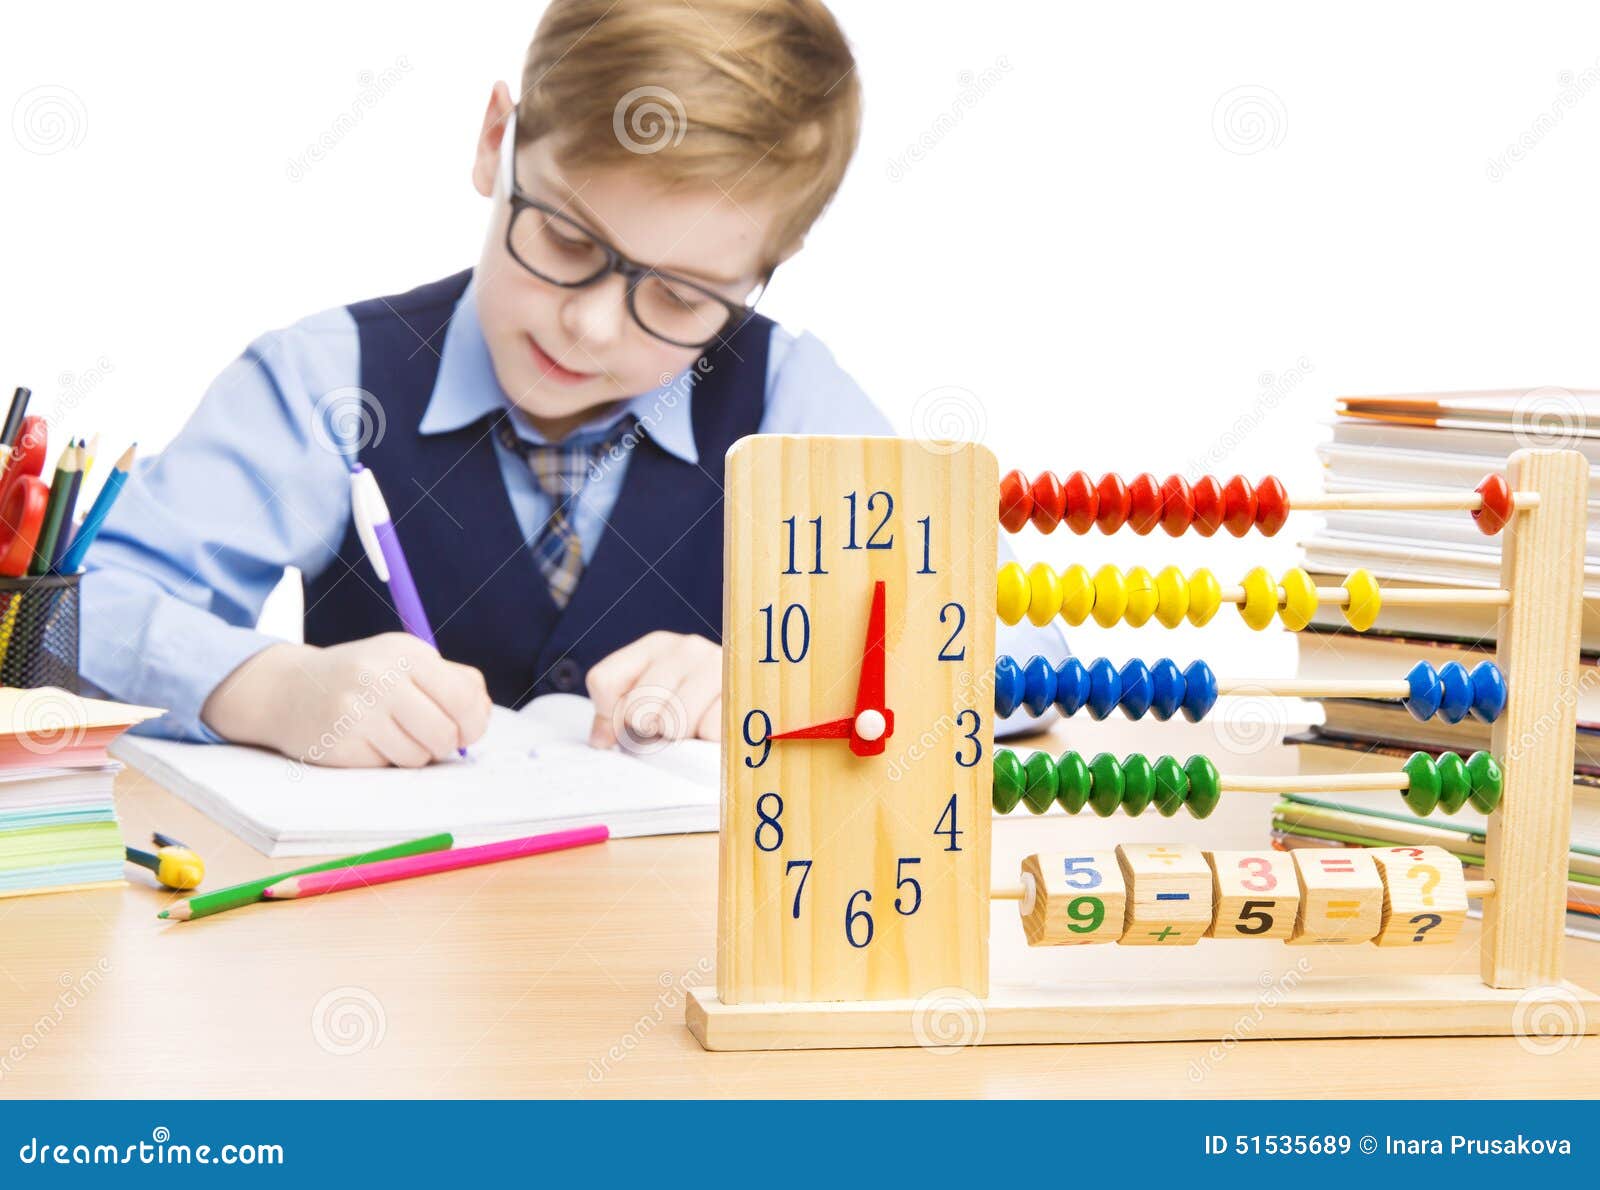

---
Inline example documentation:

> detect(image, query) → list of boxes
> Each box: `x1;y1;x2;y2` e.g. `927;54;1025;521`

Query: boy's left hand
585;631;721;750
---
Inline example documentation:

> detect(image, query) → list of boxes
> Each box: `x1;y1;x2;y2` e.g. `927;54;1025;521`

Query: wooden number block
1368;845;1468;947
1116;843;1213;946
1019;852;1126;946
1206;850;1298;940
1288;849;1383;944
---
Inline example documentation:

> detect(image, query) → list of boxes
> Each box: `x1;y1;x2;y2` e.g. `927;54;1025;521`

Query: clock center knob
853;708;887;742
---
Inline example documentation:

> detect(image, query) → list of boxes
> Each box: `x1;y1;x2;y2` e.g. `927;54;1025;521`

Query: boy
83;0;1061;766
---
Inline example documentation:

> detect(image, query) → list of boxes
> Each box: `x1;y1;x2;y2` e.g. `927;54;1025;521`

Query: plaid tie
496;418;635;609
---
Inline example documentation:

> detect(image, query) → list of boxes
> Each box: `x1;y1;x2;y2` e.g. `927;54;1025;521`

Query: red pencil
259;825;609;900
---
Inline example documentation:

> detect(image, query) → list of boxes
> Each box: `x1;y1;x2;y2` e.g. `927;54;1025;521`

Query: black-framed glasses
504;175;759;350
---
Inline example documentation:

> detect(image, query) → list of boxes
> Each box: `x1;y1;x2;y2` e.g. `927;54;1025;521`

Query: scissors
0;417;49;577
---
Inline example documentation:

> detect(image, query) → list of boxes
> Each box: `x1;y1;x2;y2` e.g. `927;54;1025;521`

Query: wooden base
686;976;1600;1051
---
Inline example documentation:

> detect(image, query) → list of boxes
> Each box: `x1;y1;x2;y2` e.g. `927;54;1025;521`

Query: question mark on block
1390;847;1425;860
1409;912;1442;942
1407;863;1440;907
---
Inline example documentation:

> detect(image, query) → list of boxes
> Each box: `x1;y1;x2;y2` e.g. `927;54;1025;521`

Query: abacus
688;438;1600;1050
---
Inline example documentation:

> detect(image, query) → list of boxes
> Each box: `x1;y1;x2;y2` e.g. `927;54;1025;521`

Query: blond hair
518;0;861;272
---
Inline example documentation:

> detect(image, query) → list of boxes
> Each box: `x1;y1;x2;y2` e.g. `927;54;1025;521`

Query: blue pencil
55;443;134;574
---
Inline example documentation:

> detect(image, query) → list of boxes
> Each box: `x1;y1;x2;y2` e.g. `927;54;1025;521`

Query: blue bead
1118;658;1153;720
1438;661;1473;724
1469;661;1507;724
1403;661;1442;720
1148;658;1184;721
1053;657;1090;717
994;656;1024;718
1022;655;1056;717
1180;659;1217;722
1086;657;1121;720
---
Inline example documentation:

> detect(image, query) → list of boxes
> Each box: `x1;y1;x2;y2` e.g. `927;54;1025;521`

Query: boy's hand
586;631;721;750
201;634;493;767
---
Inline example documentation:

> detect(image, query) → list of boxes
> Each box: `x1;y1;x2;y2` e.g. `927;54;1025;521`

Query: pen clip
349;465;391;584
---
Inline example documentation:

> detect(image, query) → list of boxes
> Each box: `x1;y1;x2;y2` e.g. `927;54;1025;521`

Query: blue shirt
82;278;1065;740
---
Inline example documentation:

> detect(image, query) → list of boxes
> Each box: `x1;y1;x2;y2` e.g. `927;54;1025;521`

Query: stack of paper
0;688;163;898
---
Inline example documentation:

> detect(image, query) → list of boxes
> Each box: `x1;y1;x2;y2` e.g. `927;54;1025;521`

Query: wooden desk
1;721;1595;1098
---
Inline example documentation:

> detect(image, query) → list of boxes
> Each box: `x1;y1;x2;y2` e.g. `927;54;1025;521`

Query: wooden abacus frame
688;447;1600;1050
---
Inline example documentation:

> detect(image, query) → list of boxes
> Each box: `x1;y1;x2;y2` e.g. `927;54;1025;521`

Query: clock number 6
845;889;874;948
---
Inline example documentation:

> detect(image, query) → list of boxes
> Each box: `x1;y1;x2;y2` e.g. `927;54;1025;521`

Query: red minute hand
850;580;892;757
770;716;855;741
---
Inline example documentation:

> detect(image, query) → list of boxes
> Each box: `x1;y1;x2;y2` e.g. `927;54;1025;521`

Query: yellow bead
1185;568;1221;626
1058;564;1095;625
1238;566;1278;630
1153;565;1189;628
1026;562;1063;626
997;561;1029;625
1091;565;1128;627
1123;566;1157;627
1278;567;1318;631
1342;568;1382;632
156;847;206;891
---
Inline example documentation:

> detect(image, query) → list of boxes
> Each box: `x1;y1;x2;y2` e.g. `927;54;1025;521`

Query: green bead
1466;750;1504;814
1152;756;1186;817
1437;751;1470;814
1121;753;1154;816
1087;752;1125;817
1055;750;1092;814
1022;751;1059;815
1401;751;1440;817
1183;754;1220;819
993;749;1025;814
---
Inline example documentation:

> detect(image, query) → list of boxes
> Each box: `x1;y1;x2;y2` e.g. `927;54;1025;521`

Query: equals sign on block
1320;858;1357;874
1326;899;1362;919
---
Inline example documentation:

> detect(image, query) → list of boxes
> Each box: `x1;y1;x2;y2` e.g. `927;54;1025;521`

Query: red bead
1095;473;1131;534
1159;475;1194;537
1028;471;1066;533
1061;470;1098;534
998;470;1032;533
1473;473;1513;535
1222;475;1257;537
1127;473;1162;535
1190;475;1224;536
1253;475;1289;536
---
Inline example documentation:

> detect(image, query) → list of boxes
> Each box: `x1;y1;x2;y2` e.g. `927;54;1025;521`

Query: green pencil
29;443;80;575
157;832;453;922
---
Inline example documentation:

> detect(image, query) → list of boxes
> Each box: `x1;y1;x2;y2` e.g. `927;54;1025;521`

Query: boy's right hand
200;634;493;767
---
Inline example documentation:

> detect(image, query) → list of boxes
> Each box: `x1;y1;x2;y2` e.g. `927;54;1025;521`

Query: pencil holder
0;574;80;691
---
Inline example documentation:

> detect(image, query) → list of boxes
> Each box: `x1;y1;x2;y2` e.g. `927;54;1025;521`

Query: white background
3;1;1598;671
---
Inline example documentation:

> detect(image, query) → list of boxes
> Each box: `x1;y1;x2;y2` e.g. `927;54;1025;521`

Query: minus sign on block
1155;892;1191;901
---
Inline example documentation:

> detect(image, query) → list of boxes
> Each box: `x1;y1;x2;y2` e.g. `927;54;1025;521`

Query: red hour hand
850;580;893;757
769;716;855;741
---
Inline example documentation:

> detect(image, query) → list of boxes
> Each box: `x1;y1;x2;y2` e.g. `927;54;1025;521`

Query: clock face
717;436;996;1004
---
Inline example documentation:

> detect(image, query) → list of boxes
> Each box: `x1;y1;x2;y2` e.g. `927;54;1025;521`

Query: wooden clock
716;436;997;1004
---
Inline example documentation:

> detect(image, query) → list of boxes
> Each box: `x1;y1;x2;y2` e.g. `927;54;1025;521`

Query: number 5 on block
1018;851;1124;946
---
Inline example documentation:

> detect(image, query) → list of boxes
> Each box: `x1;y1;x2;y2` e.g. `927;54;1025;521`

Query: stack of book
0;688;161;898
1286;389;1600;938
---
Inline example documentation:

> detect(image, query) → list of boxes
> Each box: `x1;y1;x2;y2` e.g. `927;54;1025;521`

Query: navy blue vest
303;270;770;707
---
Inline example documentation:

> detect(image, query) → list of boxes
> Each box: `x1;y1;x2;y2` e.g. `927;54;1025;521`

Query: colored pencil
158;832;454;922
81;432;99;480
55;443;134;574
261;826;610;900
28;444;79;575
1;387;30;445
48;445;86;571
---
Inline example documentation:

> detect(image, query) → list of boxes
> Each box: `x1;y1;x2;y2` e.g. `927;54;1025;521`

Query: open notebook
109;694;719;857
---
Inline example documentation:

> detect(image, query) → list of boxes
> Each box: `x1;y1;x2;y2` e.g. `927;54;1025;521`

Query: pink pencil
259;825;609;900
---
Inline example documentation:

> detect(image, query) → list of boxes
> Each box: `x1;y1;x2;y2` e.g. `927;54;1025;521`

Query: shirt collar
418;276;699;464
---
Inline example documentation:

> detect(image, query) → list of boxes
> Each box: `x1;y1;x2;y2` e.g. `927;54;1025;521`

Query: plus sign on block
1116;843;1212;946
